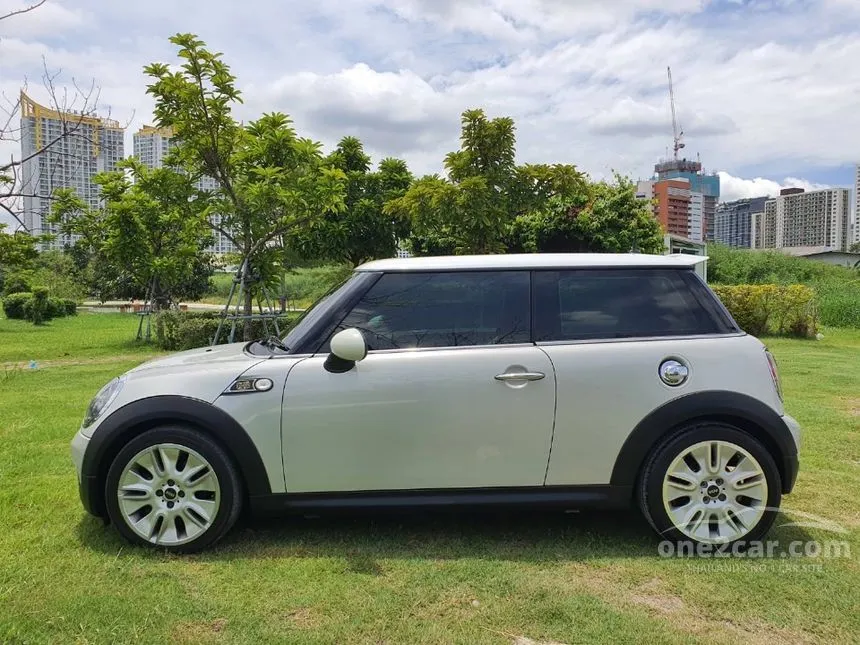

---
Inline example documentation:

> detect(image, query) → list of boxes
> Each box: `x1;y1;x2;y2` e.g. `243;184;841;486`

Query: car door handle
494;371;546;382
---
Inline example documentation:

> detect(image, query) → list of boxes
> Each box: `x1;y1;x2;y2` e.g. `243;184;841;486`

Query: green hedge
712;284;817;338
1;292;78;322
708;245;860;328
1;274;32;298
154;310;299;351
2;292;31;319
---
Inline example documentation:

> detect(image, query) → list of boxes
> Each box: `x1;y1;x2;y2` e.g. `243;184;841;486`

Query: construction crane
668;66;685;160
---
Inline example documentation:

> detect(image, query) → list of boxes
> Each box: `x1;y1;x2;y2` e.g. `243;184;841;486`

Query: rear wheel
105;426;242;553
638;424;782;546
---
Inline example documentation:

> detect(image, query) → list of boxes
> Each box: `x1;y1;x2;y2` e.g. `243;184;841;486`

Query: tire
638;423;782;547
105;425;242;553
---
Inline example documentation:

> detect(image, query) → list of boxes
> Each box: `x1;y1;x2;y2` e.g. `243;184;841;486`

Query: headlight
82;377;125;429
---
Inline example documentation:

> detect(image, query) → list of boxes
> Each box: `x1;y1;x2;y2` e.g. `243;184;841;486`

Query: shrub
155;310;298;351
2;292;31;319
708;245;860;328
2;273;32;297
45;297;77;319
712;284;817;338
61;299;78;316
2;291;76;322
27;286;50;325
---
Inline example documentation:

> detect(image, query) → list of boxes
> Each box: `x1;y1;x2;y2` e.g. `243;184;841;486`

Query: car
71;253;801;552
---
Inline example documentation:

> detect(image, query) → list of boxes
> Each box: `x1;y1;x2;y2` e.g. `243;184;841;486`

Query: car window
329;271;531;351
533;269;723;341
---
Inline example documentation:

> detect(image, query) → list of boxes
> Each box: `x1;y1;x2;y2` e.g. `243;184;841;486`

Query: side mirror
325;328;367;373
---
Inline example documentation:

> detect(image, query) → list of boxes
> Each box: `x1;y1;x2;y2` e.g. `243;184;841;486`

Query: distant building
652;178;693;239
777;247;860;268
132;125;235;255
689;191;704;242
715;197;768;248
20;92;124;249
752;199;778;249
751;187;852;252
654;158;720;241
854;164;860;245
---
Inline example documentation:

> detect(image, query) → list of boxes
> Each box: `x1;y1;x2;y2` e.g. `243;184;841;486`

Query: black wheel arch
79;395;271;518
610;390;799;495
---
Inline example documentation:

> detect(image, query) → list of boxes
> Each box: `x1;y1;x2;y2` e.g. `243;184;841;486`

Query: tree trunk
241;258;254;341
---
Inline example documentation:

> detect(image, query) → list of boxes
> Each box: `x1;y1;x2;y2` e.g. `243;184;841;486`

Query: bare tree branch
0;0;47;22
1;52;106;233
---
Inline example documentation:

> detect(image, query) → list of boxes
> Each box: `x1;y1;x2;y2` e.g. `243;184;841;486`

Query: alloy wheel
116;443;221;546
661;440;768;543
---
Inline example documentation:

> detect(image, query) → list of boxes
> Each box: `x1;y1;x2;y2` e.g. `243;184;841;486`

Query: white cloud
2;0;860;229
0;0;85;38
717;171;832;202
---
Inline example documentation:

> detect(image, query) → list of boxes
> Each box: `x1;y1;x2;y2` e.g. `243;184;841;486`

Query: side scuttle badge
225;377;274;394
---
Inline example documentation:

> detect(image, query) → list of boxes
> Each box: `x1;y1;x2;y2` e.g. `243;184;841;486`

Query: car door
533;268;736;487
281;270;557;493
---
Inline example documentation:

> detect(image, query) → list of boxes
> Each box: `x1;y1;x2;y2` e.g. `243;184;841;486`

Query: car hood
128;342;261;373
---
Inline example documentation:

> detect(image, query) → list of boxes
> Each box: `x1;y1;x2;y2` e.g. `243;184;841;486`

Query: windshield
281;272;361;350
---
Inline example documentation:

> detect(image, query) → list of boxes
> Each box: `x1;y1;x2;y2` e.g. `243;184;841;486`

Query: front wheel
105;426;242;553
638;424;782;546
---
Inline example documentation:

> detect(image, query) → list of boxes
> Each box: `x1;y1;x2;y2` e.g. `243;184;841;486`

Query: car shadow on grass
76;509;817;565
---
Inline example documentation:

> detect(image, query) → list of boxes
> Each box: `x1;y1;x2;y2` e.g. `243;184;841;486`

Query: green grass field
1;315;858;644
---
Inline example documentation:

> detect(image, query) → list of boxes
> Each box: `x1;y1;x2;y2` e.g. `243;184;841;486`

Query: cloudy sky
2;0;859;228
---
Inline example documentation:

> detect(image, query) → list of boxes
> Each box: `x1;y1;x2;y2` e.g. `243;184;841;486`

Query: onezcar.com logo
658;508;852;561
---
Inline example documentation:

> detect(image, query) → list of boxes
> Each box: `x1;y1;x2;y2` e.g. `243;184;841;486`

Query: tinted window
534;269;725;341
331;271;530;351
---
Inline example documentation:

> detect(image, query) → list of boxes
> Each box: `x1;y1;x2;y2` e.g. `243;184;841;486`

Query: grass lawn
0;313;163;365
0;317;858;644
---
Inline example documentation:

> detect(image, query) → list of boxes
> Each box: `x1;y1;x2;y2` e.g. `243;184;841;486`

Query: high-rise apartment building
637;177;711;242
751;187;852;251
751;200;777;250
20;92;124;249
853;164;860;245
715;197;768;248
652;178;692;238
654;159;720;241
132;125;235;255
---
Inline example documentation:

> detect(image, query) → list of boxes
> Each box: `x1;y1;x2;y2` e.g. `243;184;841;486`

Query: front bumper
71;430;102;517
781;413;801;494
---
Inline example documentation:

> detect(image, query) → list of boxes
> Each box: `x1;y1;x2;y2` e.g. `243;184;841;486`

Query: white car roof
356;253;707;272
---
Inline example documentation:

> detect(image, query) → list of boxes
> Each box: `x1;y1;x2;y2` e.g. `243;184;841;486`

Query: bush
27;286;50;325
155;310;298;351
712;284;817;338
2;273;32;297
708;245;860;328
45;297;77;318
2;292;31;319
61;299;78;316
2;291;77;322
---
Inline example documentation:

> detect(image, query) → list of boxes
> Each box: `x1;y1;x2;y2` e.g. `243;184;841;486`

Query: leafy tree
51;160;214;310
386;109;587;255
507;175;664;255
291;137;413;266
144;34;346;337
0;223;39;294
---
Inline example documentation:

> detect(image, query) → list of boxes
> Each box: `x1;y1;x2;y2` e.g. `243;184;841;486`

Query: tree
144;34;346;337
50;160;214;310
0;223;39;293
291;137;413;266
507;175;665;255
386;109;587;255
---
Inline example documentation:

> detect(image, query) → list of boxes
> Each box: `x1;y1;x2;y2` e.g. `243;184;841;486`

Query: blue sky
2;0;859;228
